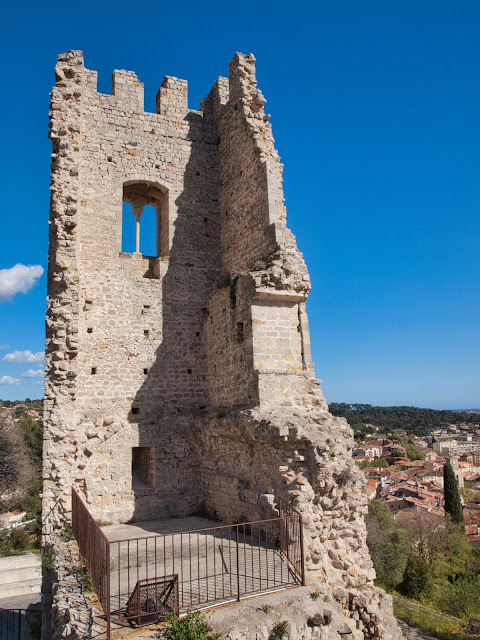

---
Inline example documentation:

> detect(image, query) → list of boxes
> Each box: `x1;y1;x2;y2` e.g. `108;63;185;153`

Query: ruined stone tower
44;51;401;638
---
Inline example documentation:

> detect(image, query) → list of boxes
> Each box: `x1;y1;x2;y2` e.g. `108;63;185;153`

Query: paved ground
0;596;41;640
101;516;221;540
101;516;301;632
0;593;41;610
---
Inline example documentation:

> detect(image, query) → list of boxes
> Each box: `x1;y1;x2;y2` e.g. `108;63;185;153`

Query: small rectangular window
132;406;140;415
132;446;155;488
91;367;97;375
236;322;244;342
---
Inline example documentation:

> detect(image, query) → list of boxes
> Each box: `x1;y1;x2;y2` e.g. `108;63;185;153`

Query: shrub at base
165;610;220;640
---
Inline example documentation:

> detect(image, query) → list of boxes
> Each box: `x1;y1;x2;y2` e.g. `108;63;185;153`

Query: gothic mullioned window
121;181;169;258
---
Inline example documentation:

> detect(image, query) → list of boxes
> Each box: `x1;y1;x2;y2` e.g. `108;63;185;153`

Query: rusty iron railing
278;497;305;586
72;488;111;635
72;489;304;639
0;607;41;640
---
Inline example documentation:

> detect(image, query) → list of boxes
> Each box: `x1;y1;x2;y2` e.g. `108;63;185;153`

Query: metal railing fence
71;488;111;633
0;608;41;640
72;489;304;640
278;496;305;586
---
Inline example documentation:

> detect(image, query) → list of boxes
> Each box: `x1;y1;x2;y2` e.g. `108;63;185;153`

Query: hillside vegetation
366;501;480;624
330;403;480;438
0;400;43;555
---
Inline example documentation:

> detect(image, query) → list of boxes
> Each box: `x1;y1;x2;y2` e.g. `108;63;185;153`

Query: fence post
137;573;141;627
279;500;285;555
88;514;92;567
285;516;289;562
106;540;111;640
299;515;305;586
236;526;240;601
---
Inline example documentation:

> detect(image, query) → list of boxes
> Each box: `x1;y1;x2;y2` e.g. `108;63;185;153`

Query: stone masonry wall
44;50;402;639
206;52;321;410
206;276;258;409
212;53;303;276
41;537;101;640
44;50;221;525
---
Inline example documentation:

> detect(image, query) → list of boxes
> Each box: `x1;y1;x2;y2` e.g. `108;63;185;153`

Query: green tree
0;528;34;557
365;500;410;588
20;478;43;520
358;457;389;469
443;462;464;524
14;405;26;418
401;512;471;583
18;415;43;465
398;553;429;598
469;548;480;576
434;575;480;620
0;413;32;495
405;444;425;461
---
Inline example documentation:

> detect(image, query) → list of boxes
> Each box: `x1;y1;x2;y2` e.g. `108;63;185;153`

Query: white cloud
0;345;8;350
33;380;44;385
0;264;44;301
0;376;21;385
2;350;45;363
21;369;44;378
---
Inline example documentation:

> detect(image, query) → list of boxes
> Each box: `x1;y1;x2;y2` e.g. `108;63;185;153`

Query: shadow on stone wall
128;107;222;522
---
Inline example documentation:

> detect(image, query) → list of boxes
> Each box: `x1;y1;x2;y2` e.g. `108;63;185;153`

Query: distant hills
329;403;480;437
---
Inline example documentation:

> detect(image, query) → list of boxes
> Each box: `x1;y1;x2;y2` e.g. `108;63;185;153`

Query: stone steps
0;554;41;600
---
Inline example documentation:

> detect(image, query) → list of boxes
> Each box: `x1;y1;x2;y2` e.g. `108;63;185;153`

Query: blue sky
0;0;478;408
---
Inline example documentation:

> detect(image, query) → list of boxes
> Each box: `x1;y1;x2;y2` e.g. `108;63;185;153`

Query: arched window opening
121;181;168;258
121;202;157;256
122;202;136;253
139;205;157;257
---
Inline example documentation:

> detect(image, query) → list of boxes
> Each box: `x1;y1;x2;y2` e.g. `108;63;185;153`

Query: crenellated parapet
53;51;193;120
156;76;189;117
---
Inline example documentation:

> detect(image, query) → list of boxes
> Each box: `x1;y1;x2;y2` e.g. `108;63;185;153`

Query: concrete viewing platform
100;515;302;630
101;515;219;541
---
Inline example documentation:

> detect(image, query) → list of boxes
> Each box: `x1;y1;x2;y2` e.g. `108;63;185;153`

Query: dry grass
393;595;472;640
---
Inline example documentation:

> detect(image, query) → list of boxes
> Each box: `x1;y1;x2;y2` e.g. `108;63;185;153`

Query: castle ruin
43;50;402;639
